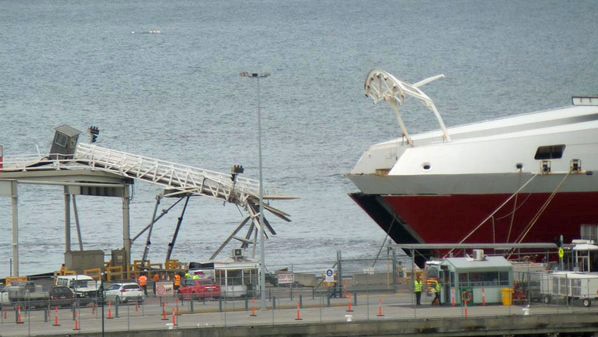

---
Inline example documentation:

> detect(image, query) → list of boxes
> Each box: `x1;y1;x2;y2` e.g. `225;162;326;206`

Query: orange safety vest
153;274;160;283
138;275;147;286
174;274;181;286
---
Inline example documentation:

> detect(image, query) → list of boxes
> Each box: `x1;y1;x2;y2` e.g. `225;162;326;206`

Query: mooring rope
444;173;539;258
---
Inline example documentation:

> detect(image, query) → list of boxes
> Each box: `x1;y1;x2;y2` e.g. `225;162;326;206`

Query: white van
55;275;100;303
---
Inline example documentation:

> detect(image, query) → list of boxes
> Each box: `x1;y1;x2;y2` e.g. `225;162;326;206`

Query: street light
240;71;270;310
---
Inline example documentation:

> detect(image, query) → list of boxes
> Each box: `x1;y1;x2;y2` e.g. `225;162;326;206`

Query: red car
178;279;221;300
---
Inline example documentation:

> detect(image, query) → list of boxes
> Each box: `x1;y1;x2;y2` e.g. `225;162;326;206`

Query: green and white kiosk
439;251;513;305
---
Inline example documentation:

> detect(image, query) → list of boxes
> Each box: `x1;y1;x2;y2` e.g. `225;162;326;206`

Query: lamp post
240;71;270;310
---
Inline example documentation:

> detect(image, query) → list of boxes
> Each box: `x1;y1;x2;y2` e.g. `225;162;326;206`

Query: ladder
75;143;261;206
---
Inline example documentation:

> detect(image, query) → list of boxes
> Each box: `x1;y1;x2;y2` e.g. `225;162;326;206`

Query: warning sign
325;269;335;283
156;281;174;297
277;272;294;285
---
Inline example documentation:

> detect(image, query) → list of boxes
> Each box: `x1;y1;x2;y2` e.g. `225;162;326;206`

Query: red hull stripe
382;192;598;244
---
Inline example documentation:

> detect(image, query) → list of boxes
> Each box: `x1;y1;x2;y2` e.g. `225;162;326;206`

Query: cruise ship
347;69;598;264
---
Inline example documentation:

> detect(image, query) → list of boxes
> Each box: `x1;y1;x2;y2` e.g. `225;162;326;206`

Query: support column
64;187;71;253
72;195;83;251
122;185;131;279
11;180;19;277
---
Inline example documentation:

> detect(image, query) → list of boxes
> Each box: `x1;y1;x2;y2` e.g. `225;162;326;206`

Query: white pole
11;180;19;276
240;71;270;310
257;75;267;310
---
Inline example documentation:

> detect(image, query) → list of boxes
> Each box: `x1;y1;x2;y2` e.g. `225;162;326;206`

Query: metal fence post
299;295;303;308
272;296;276;310
337;250;343;298
392;248;398;291
190;298;194;313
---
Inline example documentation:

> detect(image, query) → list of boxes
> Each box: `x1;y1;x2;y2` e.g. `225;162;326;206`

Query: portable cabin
440;252;513;305
572;241;598;272
189;255;259;298
49;125;81;160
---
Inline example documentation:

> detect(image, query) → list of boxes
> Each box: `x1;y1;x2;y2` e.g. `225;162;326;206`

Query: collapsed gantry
0;125;291;274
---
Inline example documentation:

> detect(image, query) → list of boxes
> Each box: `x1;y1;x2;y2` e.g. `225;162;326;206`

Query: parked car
49;286;75;307
55;275;100;304
104;283;145;304
178;279;221;300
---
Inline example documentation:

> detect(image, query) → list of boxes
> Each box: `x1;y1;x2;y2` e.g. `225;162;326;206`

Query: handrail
0;144;263;206
74;143;261;205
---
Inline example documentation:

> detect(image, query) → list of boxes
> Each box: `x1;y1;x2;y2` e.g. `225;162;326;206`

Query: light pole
240;71;270;310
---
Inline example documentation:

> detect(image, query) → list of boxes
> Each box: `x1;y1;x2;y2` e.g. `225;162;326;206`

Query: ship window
54;132;68;147
534;144;565;160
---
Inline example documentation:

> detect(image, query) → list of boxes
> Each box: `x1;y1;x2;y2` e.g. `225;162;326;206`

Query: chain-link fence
4;258;598;336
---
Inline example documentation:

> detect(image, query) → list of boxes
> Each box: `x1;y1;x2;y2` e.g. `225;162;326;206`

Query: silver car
104;283;145;304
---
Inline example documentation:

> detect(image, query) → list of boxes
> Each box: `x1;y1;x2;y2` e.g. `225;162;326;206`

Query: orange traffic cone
346;296;354;313
249;298;257;317
107;302;114;319
161;303;168;321
53;307;60;327
172;309;178;327
377;299;384;317
16;306;24;324
295;303;303;320
73;312;80;331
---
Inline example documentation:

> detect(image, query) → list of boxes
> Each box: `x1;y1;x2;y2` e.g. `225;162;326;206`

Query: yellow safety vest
435;281;441;293
414;280;423;292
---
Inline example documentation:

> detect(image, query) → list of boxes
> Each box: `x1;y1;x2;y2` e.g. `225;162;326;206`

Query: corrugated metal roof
442;256;512;271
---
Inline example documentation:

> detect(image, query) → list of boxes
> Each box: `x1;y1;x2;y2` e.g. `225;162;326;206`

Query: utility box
65;250;105;274
50;125;81;160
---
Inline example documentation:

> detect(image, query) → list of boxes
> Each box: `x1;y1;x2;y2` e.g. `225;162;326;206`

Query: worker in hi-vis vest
174;273;182;291
432;280;441;305
138;274;148;295
414;274;423;306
